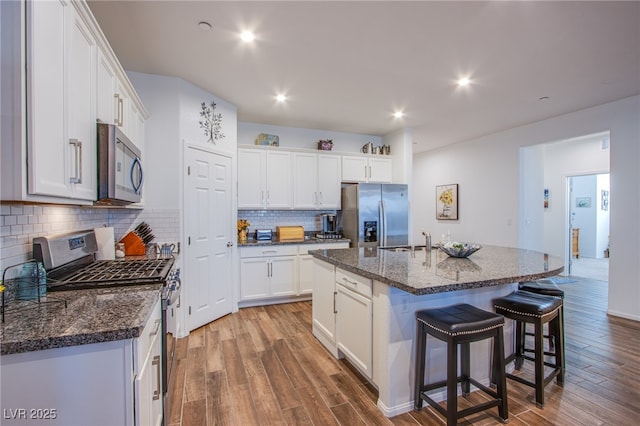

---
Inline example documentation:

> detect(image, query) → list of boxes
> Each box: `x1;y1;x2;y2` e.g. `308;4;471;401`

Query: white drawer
299;242;349;255
135;296;161;365
336;268;372;299
240;244;298;258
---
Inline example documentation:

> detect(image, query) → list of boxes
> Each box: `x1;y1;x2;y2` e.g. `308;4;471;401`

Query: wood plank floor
168;277;640;425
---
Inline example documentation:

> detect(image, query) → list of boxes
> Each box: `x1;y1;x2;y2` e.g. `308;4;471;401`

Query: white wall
413;95;640;321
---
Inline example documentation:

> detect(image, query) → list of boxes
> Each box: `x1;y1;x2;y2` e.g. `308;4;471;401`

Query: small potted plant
237;219;250;242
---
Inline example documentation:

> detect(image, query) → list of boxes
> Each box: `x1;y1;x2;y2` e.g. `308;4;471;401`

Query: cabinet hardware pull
69;139;82;184
114;93;124;127
152;355;161;401
149;319;161;337
319;192;323;205
333;290;338;314
342;277;358;286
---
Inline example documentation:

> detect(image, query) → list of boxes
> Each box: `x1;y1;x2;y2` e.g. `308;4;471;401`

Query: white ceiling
87;1;640;153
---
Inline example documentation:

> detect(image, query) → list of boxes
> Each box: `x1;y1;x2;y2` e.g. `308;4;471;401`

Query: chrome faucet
422;231;432;250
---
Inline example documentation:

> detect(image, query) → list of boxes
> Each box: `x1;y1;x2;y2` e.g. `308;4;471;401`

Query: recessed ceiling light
457;77;471;87
275;94;287;102
240;31;255;42
198;21;212;31
393;111;404;119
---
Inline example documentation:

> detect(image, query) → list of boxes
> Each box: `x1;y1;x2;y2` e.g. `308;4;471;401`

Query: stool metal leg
461;342;471;396
447;338;458;426
515;320;525;370
534;320;545;407
554;311;565;386
494;329;509;422
414;321;426;410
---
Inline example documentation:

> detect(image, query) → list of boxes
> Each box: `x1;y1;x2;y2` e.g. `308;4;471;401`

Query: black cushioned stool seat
493;290;565;408
414;303;508;425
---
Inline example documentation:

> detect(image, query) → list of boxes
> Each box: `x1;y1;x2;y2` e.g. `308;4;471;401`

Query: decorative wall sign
199;101;225;143
601;190;609;211
575;197;591;208
544;188;550;209
436;184;458;220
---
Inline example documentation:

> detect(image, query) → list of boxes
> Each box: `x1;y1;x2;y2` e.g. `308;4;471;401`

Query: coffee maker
318;213;341;239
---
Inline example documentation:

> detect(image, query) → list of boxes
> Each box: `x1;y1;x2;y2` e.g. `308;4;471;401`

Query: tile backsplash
238;210;337;234
0;203;179;273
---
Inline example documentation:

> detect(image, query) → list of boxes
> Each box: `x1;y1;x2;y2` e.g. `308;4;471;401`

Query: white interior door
185;147;233;331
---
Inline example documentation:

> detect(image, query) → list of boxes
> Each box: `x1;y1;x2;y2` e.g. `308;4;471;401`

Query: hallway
569;257;609;282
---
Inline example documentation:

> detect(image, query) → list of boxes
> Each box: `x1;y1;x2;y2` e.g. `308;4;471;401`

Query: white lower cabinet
239;245;298;301
299;242;349;294
0;297;162;426
335;268;373;379
134;298;163;426
312;262;373;379
311;259;338;347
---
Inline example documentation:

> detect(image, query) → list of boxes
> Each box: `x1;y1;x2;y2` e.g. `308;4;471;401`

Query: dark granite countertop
0;284;161;356
309;245;564;295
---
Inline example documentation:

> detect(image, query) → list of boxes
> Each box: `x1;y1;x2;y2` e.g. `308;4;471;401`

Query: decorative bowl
438;242;482;258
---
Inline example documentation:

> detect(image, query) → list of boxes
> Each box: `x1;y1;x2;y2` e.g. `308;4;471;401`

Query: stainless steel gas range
32;229;180;425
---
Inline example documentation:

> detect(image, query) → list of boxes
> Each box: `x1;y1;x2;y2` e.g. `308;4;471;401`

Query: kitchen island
309;245;563;417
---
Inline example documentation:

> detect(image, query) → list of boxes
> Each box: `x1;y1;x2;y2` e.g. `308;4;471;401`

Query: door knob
227;242;234;247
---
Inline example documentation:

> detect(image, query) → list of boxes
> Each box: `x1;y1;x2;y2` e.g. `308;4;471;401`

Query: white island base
370;280;518;417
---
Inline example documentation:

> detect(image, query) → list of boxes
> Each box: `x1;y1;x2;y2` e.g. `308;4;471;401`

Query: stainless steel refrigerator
340;183;409;248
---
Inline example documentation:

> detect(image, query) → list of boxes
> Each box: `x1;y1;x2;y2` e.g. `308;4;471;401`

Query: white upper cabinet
27;0;96;201
342;155;392;183
2;0;146;205
238;148;292;209
97;47;145;150
292;152;341;210
96;47;116;125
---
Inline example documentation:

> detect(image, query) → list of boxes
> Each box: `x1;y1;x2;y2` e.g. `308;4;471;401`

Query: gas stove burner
315;233;344;240
47;258;174;291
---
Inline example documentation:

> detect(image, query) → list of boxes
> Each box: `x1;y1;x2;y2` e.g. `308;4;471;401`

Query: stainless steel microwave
96;123;143;205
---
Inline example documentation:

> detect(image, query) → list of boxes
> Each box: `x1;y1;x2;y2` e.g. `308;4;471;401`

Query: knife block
119;232;146;256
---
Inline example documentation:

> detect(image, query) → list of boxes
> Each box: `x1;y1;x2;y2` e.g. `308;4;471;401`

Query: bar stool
519;280;565;355
493;290;564;408
414;303;509;425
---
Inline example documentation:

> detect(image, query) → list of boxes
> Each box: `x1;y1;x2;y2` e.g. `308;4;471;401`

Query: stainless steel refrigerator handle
379;200;387;246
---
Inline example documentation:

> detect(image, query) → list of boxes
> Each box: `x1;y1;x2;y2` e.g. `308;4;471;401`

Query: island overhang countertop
309;245;564;295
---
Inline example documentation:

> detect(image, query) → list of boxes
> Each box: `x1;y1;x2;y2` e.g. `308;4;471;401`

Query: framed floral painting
436;184;458;220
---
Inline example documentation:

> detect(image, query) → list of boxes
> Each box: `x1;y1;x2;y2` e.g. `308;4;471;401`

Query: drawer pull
149;319;161;337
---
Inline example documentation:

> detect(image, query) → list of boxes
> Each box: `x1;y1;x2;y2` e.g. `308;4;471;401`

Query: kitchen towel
94;227;116;260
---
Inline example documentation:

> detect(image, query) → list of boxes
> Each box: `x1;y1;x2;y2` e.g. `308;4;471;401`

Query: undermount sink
379;245;429;252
